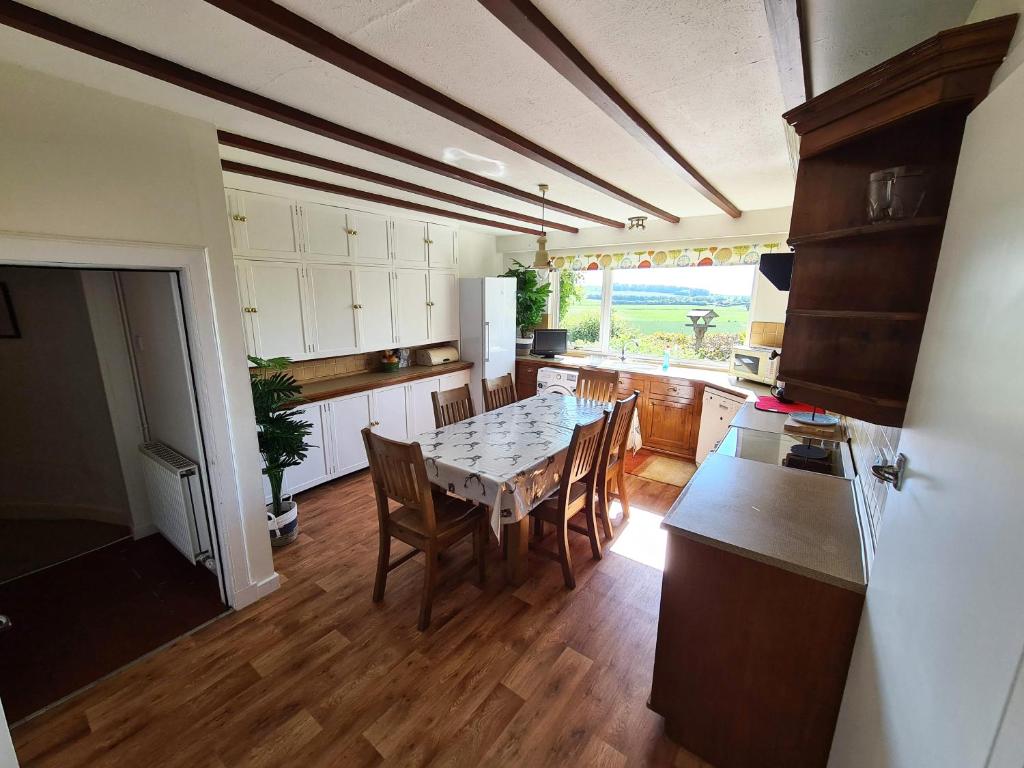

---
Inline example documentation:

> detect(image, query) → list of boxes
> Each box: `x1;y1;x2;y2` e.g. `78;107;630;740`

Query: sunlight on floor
608;502;668;571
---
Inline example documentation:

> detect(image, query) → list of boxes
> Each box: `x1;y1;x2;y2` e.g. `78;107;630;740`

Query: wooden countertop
662;453;866;593
298;361;473;403
515;355;769;400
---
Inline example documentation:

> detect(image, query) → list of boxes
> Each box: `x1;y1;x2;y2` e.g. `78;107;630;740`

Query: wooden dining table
415;392;609;584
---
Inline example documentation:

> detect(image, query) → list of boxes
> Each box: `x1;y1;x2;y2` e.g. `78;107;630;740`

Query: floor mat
0;518;130;584
634;455;697;487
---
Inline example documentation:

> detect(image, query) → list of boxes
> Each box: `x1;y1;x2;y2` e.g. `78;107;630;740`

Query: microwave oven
728;344;780;385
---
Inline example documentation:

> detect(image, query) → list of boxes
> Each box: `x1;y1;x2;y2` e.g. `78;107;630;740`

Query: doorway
0;265;227;723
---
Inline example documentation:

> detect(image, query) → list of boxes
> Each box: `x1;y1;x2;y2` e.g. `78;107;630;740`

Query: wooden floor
12;465;713;768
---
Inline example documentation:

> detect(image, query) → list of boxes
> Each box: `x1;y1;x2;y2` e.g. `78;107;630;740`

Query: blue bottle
662;347;670;371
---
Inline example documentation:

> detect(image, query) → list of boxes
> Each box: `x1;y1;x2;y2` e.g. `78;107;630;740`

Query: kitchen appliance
867;165;933;222
716;426;854;479
536;366;578;396
728;345;781;385
695;388;747;464
532;328;568;358
459;277;516;413
414;345;459;366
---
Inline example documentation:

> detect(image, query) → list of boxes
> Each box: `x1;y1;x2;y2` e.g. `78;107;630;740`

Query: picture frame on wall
0;283;20;338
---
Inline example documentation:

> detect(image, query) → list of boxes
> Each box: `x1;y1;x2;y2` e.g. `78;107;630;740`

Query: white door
483;277;516;381
328;392;372;476
228;190;300;259
372;385;408;442
394;269;430;347
427;223;457;269
234;260;257;357
408;377;440;437
428;271;459;342
306;264;359;356
300;201;350;262
244;260;309;359
355;267;395;353
392;219;428;268
347;210;391;265
828;72;1024;768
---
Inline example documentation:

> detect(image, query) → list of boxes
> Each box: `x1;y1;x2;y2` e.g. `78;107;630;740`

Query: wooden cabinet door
393;269;430;347
245;260;310;359
300;201;350;262
372;385;409;442
427;223;457;269
282;402;331;494
393;219;428;268
306;264;359;357
428;270;459;343
515;361;539;400
327;392;372;476
644;396;697;458
408;377;440;436
229;190;300;259
347;210;391;265
355;267;395;353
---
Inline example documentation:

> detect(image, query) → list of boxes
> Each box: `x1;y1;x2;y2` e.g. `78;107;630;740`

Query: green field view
563;299;749;336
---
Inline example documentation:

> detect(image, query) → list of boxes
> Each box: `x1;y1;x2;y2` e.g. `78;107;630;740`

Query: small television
532;328;568;358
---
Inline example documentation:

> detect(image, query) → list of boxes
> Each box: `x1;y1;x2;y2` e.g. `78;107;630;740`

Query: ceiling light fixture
628;216;648;230
533;183;552;270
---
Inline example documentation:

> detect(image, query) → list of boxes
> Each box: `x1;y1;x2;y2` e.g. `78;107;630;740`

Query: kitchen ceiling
0;0;796;233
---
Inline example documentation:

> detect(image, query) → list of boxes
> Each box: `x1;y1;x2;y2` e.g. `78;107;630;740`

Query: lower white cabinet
264;401;331;502
408;377;440;436
327;392;373;476
439;369;472;392
372;384;409;442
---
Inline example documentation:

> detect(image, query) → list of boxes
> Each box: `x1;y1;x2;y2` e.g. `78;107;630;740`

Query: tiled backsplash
749;321;785;348
845;416;902;551
286;353;381;384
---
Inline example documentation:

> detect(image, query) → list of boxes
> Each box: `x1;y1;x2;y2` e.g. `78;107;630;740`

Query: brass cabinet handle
242;306;258;313
232;214;247;222
347;229;358;236
369;420;381;427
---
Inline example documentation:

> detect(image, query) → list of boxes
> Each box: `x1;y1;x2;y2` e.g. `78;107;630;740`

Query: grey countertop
730;402;789;433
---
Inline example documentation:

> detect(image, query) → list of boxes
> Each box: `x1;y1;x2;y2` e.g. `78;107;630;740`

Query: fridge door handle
484;320;491;363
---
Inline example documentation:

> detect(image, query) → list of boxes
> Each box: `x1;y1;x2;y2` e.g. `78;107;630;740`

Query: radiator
138;442;204;564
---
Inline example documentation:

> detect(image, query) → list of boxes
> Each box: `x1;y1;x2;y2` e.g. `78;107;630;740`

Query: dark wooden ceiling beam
218;131;578;233
478;0;741;219
0;0;622;229
222;160;545;235
203;0;679;223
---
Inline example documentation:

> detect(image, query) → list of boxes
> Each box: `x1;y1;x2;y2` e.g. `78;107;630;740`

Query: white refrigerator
459;277;516;413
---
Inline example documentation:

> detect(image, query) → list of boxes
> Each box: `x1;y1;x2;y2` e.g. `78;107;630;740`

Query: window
559;265;755;364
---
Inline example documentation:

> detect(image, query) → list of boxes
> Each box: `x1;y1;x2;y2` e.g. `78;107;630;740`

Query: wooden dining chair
576;367;618;403
361;428;488;630
596;391;640;541
482;373;517;412
528;415;608;589
431;384;476;428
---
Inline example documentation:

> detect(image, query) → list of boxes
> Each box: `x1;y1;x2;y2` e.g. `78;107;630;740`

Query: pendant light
533;183;552;269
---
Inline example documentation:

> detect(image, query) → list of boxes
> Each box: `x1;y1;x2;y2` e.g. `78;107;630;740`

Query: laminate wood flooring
12;469;712;767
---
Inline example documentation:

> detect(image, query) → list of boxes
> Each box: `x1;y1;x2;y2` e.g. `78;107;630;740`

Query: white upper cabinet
408;378;440;437
372;385;409;442
393;269;430;347
244;260;310;359
393;219;429;268
301;201;350;262
428;271;459;343
306;264;359;357
355;267;396;353
347;210;391;265
327;392;372;476
427;224;457;269
228;190;300;259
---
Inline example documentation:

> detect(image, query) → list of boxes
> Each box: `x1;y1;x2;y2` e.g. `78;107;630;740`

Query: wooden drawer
649;379;695;400
617;373;647;398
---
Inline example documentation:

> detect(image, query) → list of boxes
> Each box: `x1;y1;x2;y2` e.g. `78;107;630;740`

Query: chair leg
617;463;631;521
475;516;487;585
532;515;544;540
373;530;391;603
418;544;438;631
557;517;576;590
585;495;603;561
597;475;614;541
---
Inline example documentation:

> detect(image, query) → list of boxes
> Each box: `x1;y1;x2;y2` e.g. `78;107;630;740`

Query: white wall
457;229;501;277
968;0;1024;89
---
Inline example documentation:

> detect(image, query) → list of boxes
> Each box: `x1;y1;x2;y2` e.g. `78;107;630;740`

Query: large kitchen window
558;265;756;365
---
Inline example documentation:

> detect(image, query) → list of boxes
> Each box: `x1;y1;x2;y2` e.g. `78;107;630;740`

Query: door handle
872;453;907;491
484;321;491;362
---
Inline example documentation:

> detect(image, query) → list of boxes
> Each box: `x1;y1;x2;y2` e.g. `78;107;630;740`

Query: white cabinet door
428;270;459;342
306;264;359;356
695;390;743;464
427;224;457;269
408;377;440;436
372;385;409;442
283;402;331;494
234;260;257;357
228;190;300;259
347;210;391;265
328;392;372;476
244;260;309;359
394;269;430;347
393;219;428;268
439;369;471;392
301;202;350;262
355;267;395;353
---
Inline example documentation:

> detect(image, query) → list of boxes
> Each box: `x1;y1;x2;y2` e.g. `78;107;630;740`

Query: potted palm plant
249;355;313;547
502;260;552;353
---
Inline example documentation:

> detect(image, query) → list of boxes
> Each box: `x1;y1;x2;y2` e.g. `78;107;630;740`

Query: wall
0;266;130;527
968;0;1024;88
0;63;276;605
457;229;501;277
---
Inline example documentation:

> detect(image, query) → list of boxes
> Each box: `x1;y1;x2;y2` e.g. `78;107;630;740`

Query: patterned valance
548;241;783;271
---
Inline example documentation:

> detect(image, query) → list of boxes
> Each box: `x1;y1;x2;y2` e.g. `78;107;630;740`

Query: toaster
414;346;459;366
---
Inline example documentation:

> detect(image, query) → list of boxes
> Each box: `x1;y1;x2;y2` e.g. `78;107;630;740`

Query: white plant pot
516;337;534;355
267;499;299;547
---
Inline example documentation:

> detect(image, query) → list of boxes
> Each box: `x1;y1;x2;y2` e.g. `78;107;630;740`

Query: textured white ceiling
0;0;796;232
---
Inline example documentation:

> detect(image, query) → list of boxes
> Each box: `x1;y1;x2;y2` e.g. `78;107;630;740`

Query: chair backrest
601;391;640;472
431;384;476;428
557;415;607;510
361;428;437;533
482;373;517;412
576;368;618;403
